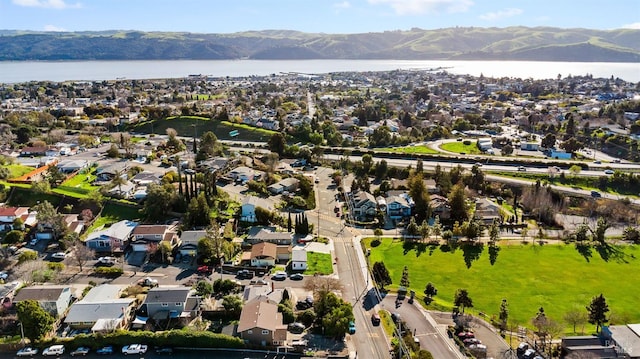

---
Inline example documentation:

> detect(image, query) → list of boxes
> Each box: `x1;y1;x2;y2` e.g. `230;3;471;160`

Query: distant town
0;69;639;359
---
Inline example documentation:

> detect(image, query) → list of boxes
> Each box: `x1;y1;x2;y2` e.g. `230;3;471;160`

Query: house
237;299;287;346
560;335;618;359
179;230;206;257
107;181;136;198
601;324;640;359
140;287;201;322
385;194;413;219
64;285;135;333
241;197;275;223
56;159;90;174
85;220;137;253
250;242;277;267
13;285;72;317
130;225;180;251
198;157;231;174
267;177;299;195
63;214;84;235
131;172;160;186
520;142;540;151
477;138;493;151
351;191;377;220
0;207;29;230
20;146;48;157
430;195;451;220
474;198;502;224
246;227;292;245
291;247;307;271
95;162;128;181
228;166;255;183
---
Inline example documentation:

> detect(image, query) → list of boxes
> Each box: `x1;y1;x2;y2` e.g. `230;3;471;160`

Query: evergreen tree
400;265;410;288
372;261;392;288
288;212;292;232
587;294;609;333
499;299;509;333
454;288;473;314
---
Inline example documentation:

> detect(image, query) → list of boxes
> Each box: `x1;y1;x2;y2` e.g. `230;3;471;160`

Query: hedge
93;267;124;277
57;329;244;349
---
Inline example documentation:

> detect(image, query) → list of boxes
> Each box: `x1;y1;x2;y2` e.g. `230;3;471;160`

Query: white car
604;169;614;175
51;252;67;260
16;347;38;356
122;344;148;355
97;256;116;266
272;271;287;280
42;345;65;356
0;271;8;280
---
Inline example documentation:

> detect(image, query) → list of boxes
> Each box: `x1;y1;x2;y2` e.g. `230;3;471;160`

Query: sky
1;0;639;33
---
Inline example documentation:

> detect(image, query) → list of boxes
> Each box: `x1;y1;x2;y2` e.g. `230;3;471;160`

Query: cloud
622;22;640;29
44;24;66;31
333;1;351;9
479;7;523;21
368;0;473;15
12;0;81;9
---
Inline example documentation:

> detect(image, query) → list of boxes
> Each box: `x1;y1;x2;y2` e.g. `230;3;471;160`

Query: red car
197;265;212;275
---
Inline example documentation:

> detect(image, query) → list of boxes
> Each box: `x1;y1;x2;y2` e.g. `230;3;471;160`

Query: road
382;295;464;359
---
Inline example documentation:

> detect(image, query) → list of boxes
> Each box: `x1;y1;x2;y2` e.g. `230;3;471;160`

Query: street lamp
17;321;25;345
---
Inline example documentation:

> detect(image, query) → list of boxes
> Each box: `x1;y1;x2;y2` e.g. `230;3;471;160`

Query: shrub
18;250;37;263
3;230;24;244
463;140;471;145
46;262;65;271
94;267;124;277
67;329;244;349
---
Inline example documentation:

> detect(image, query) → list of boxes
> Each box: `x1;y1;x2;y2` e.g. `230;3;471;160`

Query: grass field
440;141;483;155
85;202;141;234
60;170;99;192
375;145;440;155
7;164;35;178
304;252;333;275
364;237;640;334
128;116;277;142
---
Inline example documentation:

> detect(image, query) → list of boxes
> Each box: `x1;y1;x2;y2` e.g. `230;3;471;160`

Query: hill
0;27;638;62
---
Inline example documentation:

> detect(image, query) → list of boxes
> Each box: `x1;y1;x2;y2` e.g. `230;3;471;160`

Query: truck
137;277;158;287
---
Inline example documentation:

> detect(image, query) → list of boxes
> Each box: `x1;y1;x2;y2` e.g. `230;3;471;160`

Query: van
42;345;65;356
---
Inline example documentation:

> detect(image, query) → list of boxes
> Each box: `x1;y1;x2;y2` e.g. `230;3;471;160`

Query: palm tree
110;169;127;197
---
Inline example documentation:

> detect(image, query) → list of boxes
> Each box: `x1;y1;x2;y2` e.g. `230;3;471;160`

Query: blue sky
1;0;639;33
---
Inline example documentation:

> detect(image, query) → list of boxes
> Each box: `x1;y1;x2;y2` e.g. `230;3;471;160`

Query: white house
241;197;275;223
291;247;307;271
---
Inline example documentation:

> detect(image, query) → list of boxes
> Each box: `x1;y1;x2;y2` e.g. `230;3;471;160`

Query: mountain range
1;27;639;62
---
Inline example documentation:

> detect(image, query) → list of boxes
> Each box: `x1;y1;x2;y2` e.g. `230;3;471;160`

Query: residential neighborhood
0;68;639;359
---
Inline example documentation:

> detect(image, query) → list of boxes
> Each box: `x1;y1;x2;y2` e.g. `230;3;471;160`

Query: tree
184;192;211;228
489;219;500;244
502;144;514;156
16;299;55;341
197;131;222;160
408;172;431;222
361;154;373;174
423;282;437;304
255;206;273;225
66;239;95;272
590;217;610;244
318;292;354;338
587;294;609;333
564;308;588;334
432;216;442;241
3;229;24;244
449;182;468;223
165;127;185;153
375;159;388;180
400;265;410;288
222;295;243;318
106;143;120;158
140;183;177;221
560;137;584;154
33;201;66;239
569;165;582;176
372;261;392;288
541;133;556;149
622;226;640;243
195;280;213;297
454;288;473;314
419;220;431;241
268;132;286;156
46;165;66;187
498;299;509;333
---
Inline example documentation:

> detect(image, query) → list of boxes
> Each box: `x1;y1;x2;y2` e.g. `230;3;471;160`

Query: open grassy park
440;141;483;155
363;237;640;334
375;144;440;155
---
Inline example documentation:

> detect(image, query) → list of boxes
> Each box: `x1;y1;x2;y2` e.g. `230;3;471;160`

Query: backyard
364;237;640;334
303;252;333;275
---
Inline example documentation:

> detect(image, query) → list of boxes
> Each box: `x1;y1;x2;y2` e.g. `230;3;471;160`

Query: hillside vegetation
1;27;638;62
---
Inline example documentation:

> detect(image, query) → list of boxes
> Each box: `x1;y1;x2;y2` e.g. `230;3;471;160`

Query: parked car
289;273;304;281
96;346;113;355
70;347;90;356
237;269;254;279
137;277;158;287
348;321;356;334
288;322;305;334
0;271;8;280
391;312;401;323
122;344;147;355
523;348;537;359
96;256;116;266
272;271;287;281
517;342;529;356
371;312;381;326
51;252;67;260
155;347;173;355
16;347;38;357
42;345;65;356
591;190;602;198
197;265;212;275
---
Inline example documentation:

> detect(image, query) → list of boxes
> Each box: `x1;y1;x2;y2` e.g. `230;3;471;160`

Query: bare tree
12;261;48;284
67;240;96;272
564;308;588;334
303;276;342;298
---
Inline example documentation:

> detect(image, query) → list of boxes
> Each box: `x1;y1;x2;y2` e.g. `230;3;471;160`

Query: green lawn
364;238;640;334
440;141;483;155
85;203;141;235
375;145;439;155
128;116;276;142
304;252;333;275
60;170;99;192
7;164;35;178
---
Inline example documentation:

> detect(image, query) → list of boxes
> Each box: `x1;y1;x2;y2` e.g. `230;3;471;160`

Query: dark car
236;269;254;279
287;322;305;334
155;347;173;355
371;313;381;326
289;273;304;281
96;346;113;355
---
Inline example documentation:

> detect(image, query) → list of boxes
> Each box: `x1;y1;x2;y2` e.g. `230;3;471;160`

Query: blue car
348;321;356;334
96;346;113;355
